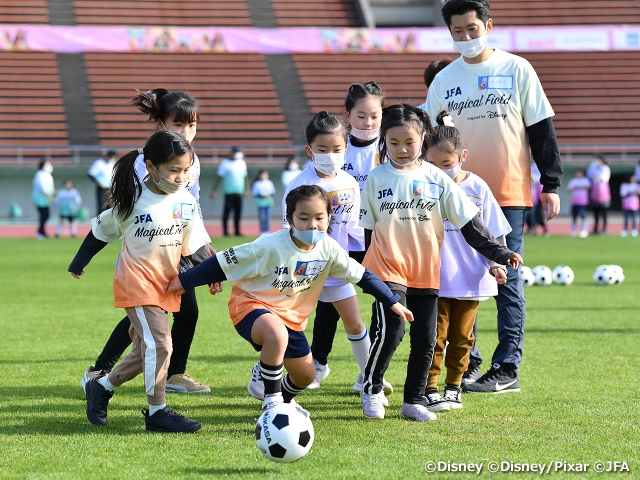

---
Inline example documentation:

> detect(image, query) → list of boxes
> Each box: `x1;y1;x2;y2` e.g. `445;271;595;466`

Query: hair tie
443;115;455;128
138;148;144;154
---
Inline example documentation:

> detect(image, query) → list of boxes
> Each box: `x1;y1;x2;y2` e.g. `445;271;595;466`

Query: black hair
304;111;349;145
574;168;586;176
285;184;333;234
378;104;434;164
344;81;385;113
37;159;48;170
424;58;453;88
441;0;491;28
431;110;464;154
252;169;268;186
129;88;200;125
106;130;193;220
106;150;117;159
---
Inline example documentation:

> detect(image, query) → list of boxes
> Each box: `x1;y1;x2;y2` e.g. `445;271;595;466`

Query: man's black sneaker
143;406;201;433
462;364;520;394
462;361;482;385
85;377;113;426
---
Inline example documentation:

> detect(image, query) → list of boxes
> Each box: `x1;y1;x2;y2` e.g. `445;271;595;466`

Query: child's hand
491;266;507;284
209;282;224;295
70;270;84;279
391;303;414;322
167;276;185;295
205;244;217;258
508;253;523;270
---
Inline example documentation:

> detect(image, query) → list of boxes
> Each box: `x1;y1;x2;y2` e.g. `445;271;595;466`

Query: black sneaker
462;361;482;385
443;384;462;409
463;364;520;394
85;377;113;426
425;388;450;412
143;406;201;433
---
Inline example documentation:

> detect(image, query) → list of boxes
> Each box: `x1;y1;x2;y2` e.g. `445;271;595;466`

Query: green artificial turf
0;235;637;479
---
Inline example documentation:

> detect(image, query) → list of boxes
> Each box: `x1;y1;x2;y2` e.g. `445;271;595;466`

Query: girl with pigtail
68;131;212;432
358;104;522;421
81;88;214;396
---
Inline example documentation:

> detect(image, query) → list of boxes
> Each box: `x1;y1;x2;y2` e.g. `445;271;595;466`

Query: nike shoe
461;360;482;385
463;363;520;394
425;388;450;412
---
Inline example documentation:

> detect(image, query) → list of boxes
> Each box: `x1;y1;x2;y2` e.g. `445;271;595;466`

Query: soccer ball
552;265;574;286
593;265;615;285
609;265;624;284
532;265;553;286
518;266;536;287
255;403;314;463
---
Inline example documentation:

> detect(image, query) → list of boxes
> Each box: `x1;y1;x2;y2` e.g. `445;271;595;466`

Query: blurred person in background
32;159;55;239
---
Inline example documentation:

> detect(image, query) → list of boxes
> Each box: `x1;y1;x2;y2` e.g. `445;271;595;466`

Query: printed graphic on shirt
413;180;444;200
223;247;238;265
479;76;514;90
172;203;193;220
294;260;328;276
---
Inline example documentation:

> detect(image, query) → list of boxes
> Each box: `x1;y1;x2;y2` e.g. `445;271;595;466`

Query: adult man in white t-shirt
425;0;563;393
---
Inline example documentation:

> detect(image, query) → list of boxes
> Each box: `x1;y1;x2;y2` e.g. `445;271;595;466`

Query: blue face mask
292;227;327;246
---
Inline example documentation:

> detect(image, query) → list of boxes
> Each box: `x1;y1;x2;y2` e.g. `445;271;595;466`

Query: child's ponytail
432;109;463;154
130;88;200;125
105;150;141;220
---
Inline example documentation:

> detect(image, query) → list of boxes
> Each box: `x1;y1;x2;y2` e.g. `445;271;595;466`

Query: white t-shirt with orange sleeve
217;229;365;332
439;172;512;299
359;161;479;289
92;186;211;312
425;49;555;208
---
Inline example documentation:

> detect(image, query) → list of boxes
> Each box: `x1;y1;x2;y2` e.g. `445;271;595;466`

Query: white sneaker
261;392;283;411
352;374;393;396
633;230;639;237
288;398;310;418
248;362;265;400
306;360;330;390
620;230;629;237
361;392;385;419
425;389;450;412
402;402;437;422
579;230;589;238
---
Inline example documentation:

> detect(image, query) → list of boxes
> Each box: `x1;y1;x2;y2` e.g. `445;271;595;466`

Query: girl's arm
168;254;228;294
356;268;414;322
68;231;109;278
460;217;522;269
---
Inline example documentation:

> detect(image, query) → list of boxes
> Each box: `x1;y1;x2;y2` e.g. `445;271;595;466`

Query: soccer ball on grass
255;403;314;463
552;265;574;286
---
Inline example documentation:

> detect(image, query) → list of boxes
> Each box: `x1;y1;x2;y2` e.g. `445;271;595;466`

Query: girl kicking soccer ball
359;103;522;421
167;184;414;414
69;131;211;432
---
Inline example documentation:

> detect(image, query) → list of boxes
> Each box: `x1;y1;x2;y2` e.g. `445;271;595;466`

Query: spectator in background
524;164;549;237
567;168;590;238
417;58;452;110
55;179;82;238
587;154;611;236
619;173;639;237
251;170;276;235
32;159;55;239
88;150;117;214
211;146;247;236
281;156;301;191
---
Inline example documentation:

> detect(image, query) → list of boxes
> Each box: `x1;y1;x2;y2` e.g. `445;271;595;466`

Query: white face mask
42;164;53;174
442;162;462;180
351;126;379;141
453;34;488;59
288;162;300;171
310;149;345;176
151;167;183;194
233;152;244;161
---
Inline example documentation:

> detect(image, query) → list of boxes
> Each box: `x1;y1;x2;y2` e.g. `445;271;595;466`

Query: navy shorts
572;205;587;217
235;309;311;359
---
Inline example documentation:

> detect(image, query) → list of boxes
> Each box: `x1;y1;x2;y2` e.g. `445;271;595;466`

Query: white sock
97;376;115;391
148;403;166;416
70;222;77;236
347;328;370;375
55;224;62;236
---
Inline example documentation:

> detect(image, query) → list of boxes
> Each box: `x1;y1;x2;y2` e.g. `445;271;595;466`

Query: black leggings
592;204;608;234
363;292;438;405
37;207;50;236
222;194;243;236
94;286;199;377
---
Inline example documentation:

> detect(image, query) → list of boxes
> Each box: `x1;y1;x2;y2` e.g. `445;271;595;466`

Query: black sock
282;374;305;403
260;360;284;396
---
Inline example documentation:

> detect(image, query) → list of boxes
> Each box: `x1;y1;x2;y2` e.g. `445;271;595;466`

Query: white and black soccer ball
593;265;615;285
552;265;574;286
532;265;553;286
518;266;536;287
608;265;625;284
255;403;314;463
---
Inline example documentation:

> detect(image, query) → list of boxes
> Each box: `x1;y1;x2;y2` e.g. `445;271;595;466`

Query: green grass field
0;235;638;479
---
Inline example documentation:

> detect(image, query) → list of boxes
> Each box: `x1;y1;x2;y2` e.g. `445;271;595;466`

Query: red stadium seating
73;0;251;26
490;0;640;26
84;53;291;147
271;0;360;27
0;0;49;23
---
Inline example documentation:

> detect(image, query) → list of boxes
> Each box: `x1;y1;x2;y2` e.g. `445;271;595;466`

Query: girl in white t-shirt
82;89;212;396
425;111;512;411
69;131;211;433
168;184;413;416
359;103;522;421
281;112;371;394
